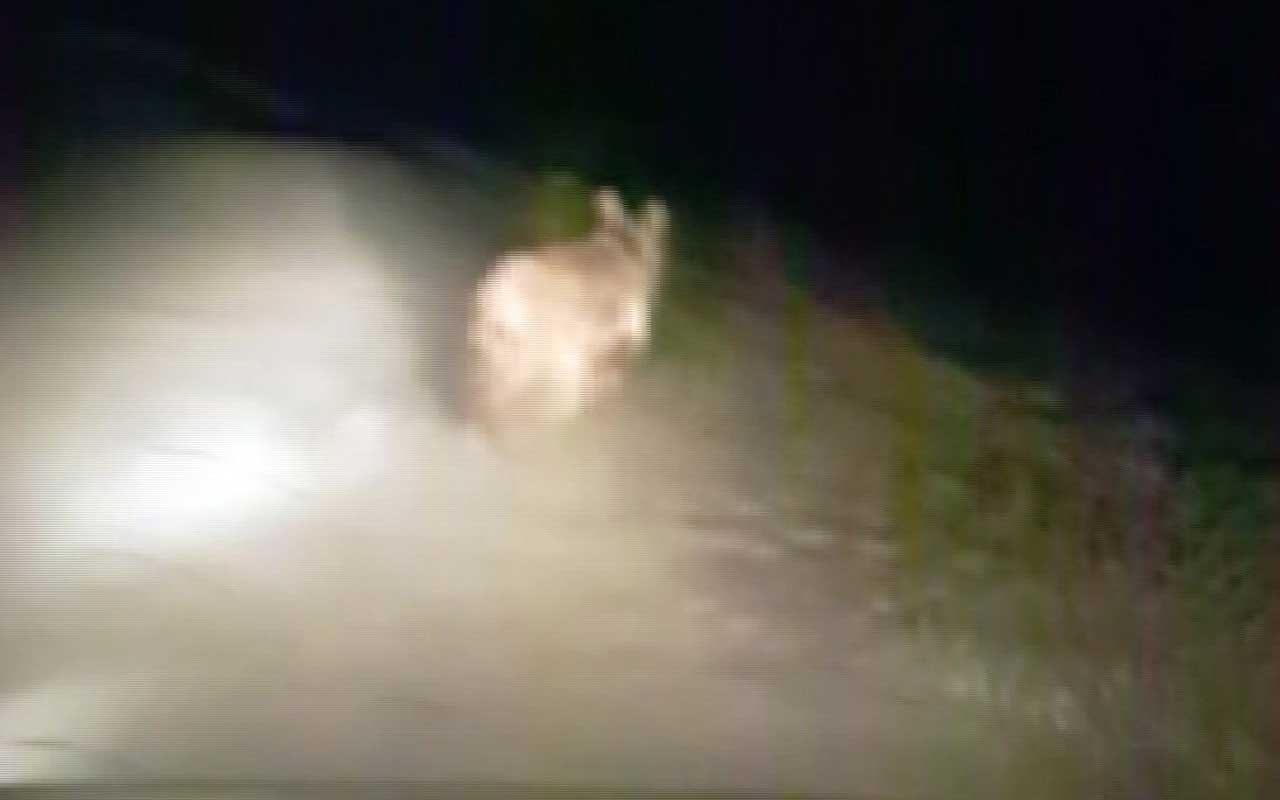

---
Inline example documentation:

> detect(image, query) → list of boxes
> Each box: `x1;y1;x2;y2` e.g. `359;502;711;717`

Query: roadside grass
641;193;1278;798
447;159;1279;797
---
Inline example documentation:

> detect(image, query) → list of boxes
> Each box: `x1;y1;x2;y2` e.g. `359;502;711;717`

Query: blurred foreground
0;135;1274;799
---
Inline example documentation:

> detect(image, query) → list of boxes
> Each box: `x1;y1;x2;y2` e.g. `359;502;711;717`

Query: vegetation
515;158;1279;796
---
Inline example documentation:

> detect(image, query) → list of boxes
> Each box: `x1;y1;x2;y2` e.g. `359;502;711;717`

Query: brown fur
466;187;669;444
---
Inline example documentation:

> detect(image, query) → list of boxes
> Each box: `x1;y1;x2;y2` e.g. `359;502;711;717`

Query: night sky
10;2;1274;380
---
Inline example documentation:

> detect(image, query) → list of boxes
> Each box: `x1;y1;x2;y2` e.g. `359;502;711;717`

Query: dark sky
12;2;1275;374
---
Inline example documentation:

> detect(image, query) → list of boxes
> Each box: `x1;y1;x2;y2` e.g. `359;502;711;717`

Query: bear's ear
637;197;670;268
592;186;627;230
640;198;669;240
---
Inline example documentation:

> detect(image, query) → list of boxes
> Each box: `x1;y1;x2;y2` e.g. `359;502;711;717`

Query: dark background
7;2;1275;386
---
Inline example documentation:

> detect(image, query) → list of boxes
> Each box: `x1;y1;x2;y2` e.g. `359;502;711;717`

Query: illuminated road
0;140;938;796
